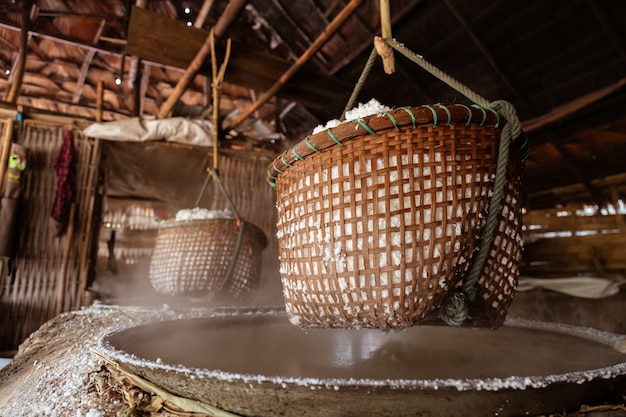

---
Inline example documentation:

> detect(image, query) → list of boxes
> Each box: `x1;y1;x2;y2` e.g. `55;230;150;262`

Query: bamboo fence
0;119;101;351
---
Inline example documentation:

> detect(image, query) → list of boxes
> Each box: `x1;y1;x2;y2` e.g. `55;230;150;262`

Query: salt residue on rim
95;309;626;393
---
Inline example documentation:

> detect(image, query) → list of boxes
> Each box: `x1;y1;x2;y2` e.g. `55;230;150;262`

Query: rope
462;101;521;296
440;100;522;326
340;46;379;121
384;37;490;108
208;167;242;221
192;32;245;299
215;221;247;295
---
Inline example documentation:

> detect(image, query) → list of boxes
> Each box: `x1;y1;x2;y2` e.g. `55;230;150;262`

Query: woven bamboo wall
0;120;101;351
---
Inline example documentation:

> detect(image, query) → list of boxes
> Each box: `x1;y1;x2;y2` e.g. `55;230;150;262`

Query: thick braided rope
440;100;521;326
462;100;522;297
382;38;524;326
385;38;490;108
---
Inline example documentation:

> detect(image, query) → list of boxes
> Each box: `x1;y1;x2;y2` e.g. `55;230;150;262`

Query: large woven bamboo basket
268;104;523;329
149;218;267;300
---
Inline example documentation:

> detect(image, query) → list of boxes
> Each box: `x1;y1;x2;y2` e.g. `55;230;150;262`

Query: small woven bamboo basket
268;104;524;329
149;218;267;300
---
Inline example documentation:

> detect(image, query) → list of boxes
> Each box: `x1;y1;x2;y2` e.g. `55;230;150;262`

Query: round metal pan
97;308;626;417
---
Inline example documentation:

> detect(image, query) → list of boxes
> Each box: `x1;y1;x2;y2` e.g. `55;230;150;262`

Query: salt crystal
174;208;233;221
311;99;390;134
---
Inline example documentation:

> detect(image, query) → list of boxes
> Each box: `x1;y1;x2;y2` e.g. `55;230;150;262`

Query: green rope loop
292;147;305;161
304;136;320;153
384;111;400;131
472;104;488;126
272;162;283;174
435;103;452;125
280;150;293;167
267;167;277;187
485;107;501;128
355;118;378;136
454;103;473;126
422;105;438;126
327;129;343;146
400;106;417;128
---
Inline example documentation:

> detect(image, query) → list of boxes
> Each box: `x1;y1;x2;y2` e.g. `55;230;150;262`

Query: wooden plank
523;233;626;268
524;213;625;234
124;7;349;109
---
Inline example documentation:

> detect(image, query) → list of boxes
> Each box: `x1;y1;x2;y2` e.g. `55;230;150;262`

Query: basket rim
155;217;268;249
267;103;501;186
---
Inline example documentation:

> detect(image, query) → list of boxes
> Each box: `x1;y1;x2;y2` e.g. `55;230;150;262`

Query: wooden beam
124;7;348;109
551;139;606;208
127;0;149;116
522;77;626;133
225;0;364;131
157;0;249;118
0;18;123;56
139;62;151;115
72;18;106;104
587;0;626;64
96;80;104;122
0;119;15;196
441;0;532;116
194;0;214;28
5;3;32;103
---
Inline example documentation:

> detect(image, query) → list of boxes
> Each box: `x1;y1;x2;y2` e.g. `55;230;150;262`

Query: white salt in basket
268;103;524;329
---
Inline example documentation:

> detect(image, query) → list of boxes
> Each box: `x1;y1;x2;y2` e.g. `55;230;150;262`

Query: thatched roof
2;0;626;209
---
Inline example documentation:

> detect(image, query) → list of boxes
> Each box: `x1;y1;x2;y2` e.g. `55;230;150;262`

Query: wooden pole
378;0;395;74
157;0;248;119
96;80;104;122
0;119;15;195
194;0;215;28
5;3;32;103
225;0;364;131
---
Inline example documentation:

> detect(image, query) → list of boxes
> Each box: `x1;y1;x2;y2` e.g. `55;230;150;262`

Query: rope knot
440;292;469;327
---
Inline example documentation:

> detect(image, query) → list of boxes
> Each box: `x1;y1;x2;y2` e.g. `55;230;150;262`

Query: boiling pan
97;308;626;417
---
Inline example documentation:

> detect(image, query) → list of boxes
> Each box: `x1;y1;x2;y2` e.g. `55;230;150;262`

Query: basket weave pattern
149;219;266;299
271;105;523;329
459;160;523;328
